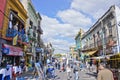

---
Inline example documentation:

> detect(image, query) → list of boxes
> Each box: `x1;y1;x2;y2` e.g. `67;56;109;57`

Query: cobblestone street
19;69;97;80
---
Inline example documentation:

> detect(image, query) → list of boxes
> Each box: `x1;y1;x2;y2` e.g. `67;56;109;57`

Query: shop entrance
1;55;21;66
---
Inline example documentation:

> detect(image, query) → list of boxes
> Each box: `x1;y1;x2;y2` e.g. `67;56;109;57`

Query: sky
32;0;120;53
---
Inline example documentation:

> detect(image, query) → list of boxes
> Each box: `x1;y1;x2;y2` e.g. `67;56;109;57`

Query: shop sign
2;44;23;56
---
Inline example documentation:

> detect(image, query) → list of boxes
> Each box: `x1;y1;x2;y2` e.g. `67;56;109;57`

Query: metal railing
82;36;117;51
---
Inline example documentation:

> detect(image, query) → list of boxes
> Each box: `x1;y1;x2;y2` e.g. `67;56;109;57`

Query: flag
13;34;18;45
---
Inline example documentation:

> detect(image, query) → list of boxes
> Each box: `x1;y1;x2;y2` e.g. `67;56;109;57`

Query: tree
53;53;62;58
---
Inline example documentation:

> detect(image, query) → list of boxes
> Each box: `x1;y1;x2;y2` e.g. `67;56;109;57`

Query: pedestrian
4;65;11;80
58;62;60;70
20;62;24;73
66;65;71;80
18;65;22;75
0;67;6;80
89;59;93;72
12;63;19;80
62;62;65;72
97;63;114;80
46;64;54;79
73;63;79;80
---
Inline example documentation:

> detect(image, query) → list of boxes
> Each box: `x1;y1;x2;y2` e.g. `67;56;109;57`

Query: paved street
54;69;96;80
18;69;97;80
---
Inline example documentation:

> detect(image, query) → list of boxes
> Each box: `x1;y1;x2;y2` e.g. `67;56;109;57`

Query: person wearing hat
97;63;114;80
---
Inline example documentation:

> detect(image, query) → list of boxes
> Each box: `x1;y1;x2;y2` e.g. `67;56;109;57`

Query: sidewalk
54;68;97;80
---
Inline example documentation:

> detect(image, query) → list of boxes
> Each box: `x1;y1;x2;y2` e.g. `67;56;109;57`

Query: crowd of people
0;58;115;80
0;60;26;80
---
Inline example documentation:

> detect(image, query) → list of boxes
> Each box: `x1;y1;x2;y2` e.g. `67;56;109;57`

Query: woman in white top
0;68;6;80
13;64;19;80
66;65;71;80
18;66;22;74
4;66;11;80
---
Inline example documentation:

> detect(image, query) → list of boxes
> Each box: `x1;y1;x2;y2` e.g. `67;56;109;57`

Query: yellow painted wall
2;0;27;37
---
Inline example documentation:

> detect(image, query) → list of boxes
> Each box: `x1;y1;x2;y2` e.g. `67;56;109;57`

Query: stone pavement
54;69;97;80
17;69;97;80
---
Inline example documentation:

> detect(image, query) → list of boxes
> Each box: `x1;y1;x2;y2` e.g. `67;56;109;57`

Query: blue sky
32;0;72;17
32;0;120;53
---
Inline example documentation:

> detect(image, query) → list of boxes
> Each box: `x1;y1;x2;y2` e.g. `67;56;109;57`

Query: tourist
97;63;114;80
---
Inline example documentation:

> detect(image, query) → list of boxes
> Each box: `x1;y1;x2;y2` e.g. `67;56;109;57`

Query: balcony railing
6;28;29;44
82;36;117;51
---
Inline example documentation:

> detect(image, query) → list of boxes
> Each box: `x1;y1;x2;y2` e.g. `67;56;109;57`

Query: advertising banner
2;44;23;56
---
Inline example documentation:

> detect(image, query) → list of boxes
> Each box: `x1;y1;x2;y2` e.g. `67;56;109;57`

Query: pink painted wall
0;0;7;29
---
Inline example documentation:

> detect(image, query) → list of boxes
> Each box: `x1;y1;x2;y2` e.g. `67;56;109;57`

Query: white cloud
40;0;120;53
71;0;120;19
57;9;92;28
41;15;76;53
41;15;84;39
51;39;75;53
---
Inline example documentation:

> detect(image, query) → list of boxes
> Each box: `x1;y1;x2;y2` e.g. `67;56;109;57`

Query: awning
86;50;97;56
90;53;120;60
26;53;33;56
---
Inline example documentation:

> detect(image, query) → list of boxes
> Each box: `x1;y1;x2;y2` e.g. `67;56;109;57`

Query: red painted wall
0;0;7;29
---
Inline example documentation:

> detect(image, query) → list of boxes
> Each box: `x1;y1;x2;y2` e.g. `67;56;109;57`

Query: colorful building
1;0;28;66
0;0;7;30
0;0;7;64
77;5;120;70
75;29;85;60
21;0;43;66
69;46;78;61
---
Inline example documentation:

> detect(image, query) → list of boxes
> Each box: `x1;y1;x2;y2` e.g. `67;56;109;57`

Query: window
107;21;112;36
30;20;33;26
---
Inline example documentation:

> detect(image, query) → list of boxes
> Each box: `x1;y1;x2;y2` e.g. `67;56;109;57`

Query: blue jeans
74;71;79;80
0;74;3;80
4;75;10;80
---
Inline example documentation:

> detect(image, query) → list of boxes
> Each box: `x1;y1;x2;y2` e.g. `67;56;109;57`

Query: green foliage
54;53;62;58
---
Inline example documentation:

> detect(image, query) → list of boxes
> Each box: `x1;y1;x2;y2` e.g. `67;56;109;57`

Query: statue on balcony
13;22;18;31
18;23;25;42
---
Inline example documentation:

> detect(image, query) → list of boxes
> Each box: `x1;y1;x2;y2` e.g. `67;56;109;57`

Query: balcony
106;47;117;54
6;28;18;38
6;28;29;45
82;36;117;51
